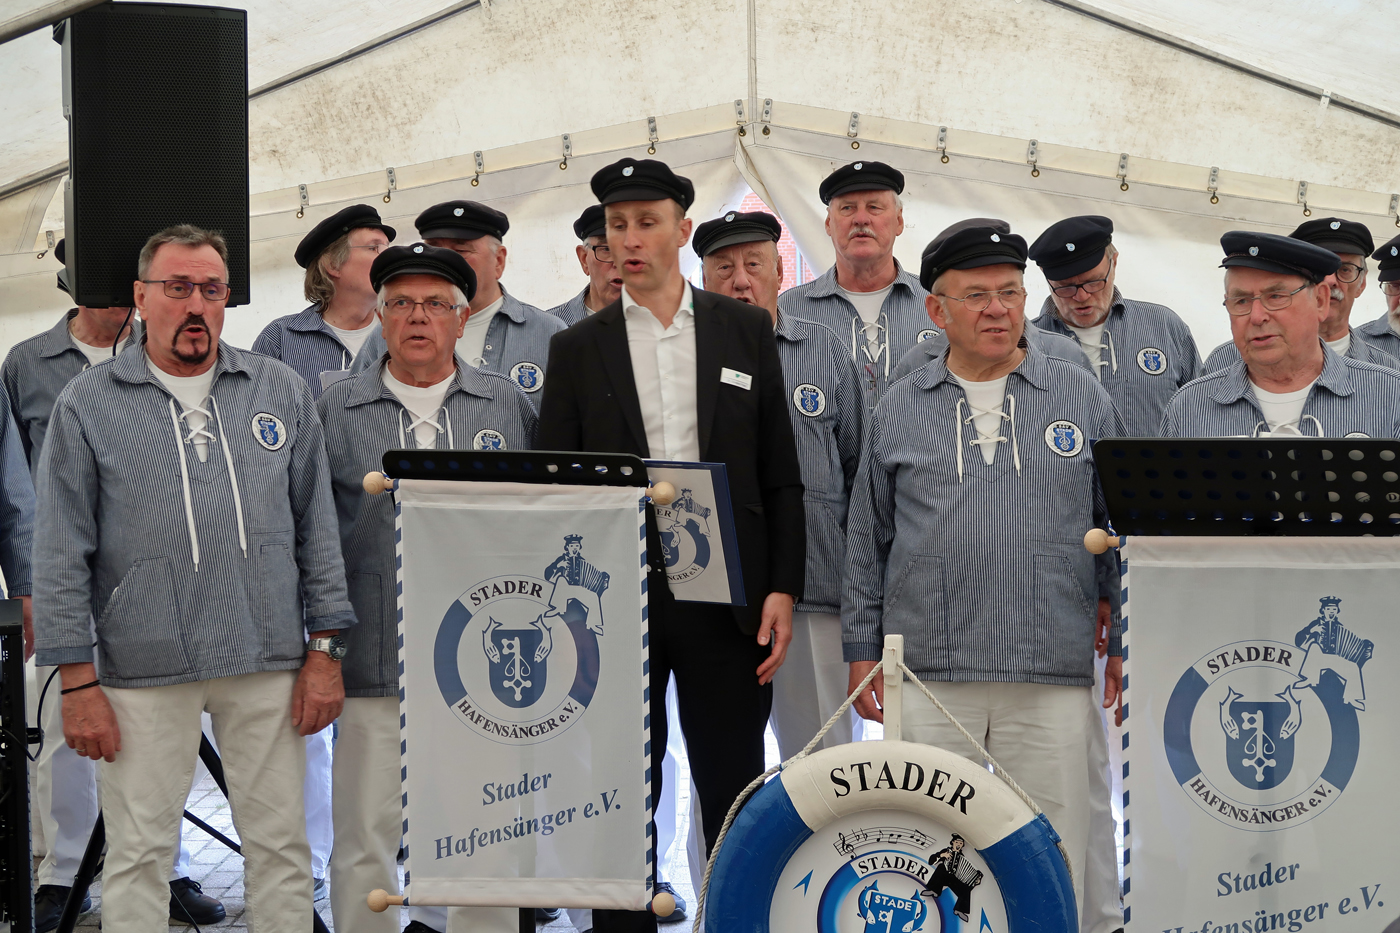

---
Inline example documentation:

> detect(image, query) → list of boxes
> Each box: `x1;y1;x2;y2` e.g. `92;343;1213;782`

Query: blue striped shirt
1032;289;1201;437
32;342;356;686
776;263;935;414
547;287;592;326
251;304;364;398
1204;327;1400;373
776;314;863;614
1161;345;1400;438
1354;313;1400;359
0;389;33;597
318;357;537;696
350;288;565;404
892;324;1093;382
843;342;1123;686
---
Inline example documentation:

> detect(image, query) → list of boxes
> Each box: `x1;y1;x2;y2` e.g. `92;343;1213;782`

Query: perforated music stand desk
1091;437;1400;537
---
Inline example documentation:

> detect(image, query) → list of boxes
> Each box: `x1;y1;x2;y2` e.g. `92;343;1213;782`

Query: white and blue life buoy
703;741;1076;933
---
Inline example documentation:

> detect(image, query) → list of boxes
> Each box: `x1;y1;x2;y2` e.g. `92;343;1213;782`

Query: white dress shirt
622;282;700;461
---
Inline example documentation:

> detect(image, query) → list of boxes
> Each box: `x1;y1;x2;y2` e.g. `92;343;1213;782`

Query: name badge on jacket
720;368;752;391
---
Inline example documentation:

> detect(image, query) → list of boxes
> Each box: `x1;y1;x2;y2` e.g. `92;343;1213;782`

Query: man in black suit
537;158;805;932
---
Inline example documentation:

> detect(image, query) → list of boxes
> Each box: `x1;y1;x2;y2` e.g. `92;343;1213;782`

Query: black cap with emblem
1220;231;1340;283
54;237;71;296
692;210;782;258
1028;215;1114;280
920;219;1027;290
370;244;477;301
415;201;510;241
1289;217;1375;257
818;160;904;205
573;204;607;241
294;204;396;269
590;158;695;210
1373;234;1400;283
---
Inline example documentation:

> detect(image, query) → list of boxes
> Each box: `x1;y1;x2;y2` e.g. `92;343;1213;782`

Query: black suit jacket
536;287;806;635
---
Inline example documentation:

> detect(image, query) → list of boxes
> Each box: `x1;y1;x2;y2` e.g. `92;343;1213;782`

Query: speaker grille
67;3;248;307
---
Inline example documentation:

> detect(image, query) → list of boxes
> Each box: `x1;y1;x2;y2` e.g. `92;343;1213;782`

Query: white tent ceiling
2;0;1399;358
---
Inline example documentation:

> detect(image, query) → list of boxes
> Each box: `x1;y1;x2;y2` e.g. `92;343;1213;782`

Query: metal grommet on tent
648;144;657;154
1120;181;1129;191
850;140;859;149
471;176;480;187
1210;194;1220;204
941;153;950;163
297;183;308;220
1031;167;1040;178
762;125;771;135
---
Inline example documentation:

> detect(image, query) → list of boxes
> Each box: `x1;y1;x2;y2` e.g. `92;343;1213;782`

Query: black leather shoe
402;922;443;933
169;877;226;925
655;882;687;923
35;884;92;933
536;908;563;921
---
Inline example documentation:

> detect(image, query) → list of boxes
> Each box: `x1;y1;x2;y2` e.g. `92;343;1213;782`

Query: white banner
643;460;744;605
1122;537;1400;933
395;480;651;910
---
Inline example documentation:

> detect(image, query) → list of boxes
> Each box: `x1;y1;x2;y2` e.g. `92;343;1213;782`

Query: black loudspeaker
62;2;249;307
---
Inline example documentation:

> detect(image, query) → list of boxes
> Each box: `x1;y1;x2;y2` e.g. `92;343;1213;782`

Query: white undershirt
1065;322;1107;376
839;283;893;352
457;296;504;367
72;335;113;368
1325;331;1351;357
147;355;217;462
327;320;376;362
1251;380;1315;434
382;367;453;448
952;373;1010;465
622;283;699;462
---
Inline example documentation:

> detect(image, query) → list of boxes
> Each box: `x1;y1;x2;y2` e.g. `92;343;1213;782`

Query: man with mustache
1204;218;1396;371
549;204;623;325
1028;215;1203;436
1356;232;1400;356
32;224;355;933
1163;231;1400;437
777;161;932;414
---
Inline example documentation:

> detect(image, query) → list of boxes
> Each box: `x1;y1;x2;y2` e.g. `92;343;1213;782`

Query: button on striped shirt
318;358;537;696
843;342;1124;686
1032;289;1202;437
777;263;935;414
1204;327;1400;374
251;304;363;398
776;314;862;614
1161;346;1400;438
350;288;564;405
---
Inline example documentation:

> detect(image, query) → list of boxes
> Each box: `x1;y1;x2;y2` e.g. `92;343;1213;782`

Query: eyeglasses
381;298;461;317
349;243;389;255
1048;259;1116;299
1223;282;1310;316
141;279;230;301
1334;261;1365;285
937;287;1027;313
589;244;613;262
1382;281;1400;297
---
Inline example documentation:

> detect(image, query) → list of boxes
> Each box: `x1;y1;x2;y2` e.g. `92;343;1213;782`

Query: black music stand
1093;437;1400;537
383;449;654;933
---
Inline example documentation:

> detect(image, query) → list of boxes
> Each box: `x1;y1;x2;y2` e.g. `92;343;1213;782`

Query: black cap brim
1221;256;1323;282
1306;237;1370;257
599;185;684;206
824;180;899;201
418;227;491;241
1039;247;1108;282
704;229;776;253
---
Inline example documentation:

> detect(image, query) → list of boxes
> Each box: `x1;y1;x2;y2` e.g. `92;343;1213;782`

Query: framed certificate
643;460;745;606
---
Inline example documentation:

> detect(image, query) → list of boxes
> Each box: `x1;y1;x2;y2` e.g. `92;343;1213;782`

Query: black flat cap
1289;217;1375;257
54;238;70;296
692;210;782;258
590;158;695;210
573;204;607;241
819;161;904;205
370;244;477;302
294;204;395;269
1029;215;1114;280
920;220;1027;290
1373;234;1400;283
1220;231;1340;283
416;201;509;241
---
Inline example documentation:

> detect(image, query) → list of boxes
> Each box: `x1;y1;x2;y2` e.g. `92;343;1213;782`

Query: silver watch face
312;636;347;661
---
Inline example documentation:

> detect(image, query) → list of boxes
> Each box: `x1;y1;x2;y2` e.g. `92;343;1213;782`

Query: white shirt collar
621;281;694;325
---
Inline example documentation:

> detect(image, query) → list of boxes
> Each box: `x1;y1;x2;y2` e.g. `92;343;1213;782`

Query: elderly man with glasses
1205;218;1396;372
1162;232;1400;438
1357;232;1400;357
549;204;623;326
32;225;356;933
1028;215;1201;436
844;220;1124;927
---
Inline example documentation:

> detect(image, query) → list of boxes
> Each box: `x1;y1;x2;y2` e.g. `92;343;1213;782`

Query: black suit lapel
593;301;650;456
693;290;727;460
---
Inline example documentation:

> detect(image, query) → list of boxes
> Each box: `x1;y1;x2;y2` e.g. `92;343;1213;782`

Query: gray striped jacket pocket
1031;553;1095;678
255;542;306;662
884;555;948;672
97;557;188;680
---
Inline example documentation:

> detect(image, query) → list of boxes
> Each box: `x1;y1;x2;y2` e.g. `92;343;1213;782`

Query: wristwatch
307;634;348;662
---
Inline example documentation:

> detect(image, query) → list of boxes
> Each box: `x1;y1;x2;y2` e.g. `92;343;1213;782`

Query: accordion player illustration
922;833;983;922
1294;596;1373;711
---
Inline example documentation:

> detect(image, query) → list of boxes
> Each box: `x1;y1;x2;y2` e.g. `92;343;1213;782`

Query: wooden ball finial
651;891;676;917
362;472;393;496
366;889;403;912
1083;528;1121;554
648;481;676;506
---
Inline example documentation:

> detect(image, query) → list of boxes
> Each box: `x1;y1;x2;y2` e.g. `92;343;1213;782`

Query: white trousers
769;611;860;760
34;664;193;887
329;697;518;933
1082;661;1125;933
101;671;311;933
305;726;334;879
901;681;1102;925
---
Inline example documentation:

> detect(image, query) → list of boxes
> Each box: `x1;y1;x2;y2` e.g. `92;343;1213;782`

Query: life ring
704;740;1077;933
